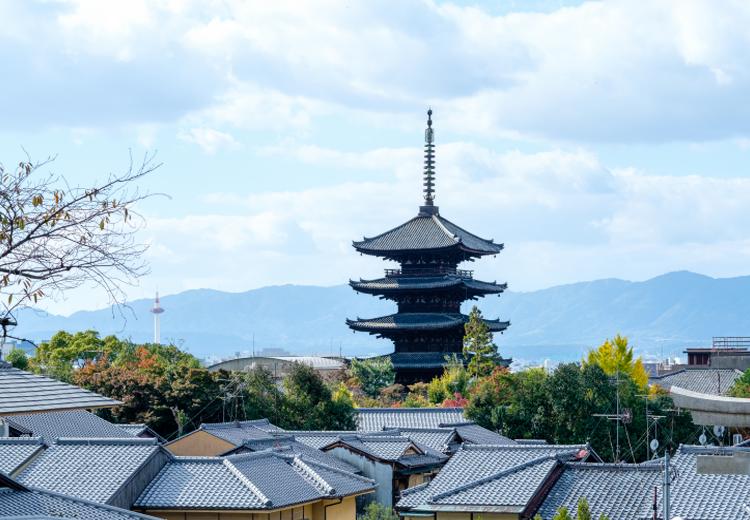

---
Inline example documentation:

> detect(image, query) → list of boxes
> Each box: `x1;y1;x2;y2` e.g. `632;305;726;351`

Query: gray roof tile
6;410;133;445
353;214;502;256
397;444;588;512
537;463;661;520
438;422;517;445
0;486;159;519
325;435;447;468
17;438;161;504
356;408;466;431
659;445;750;520
228;436;359;473
285;431;359;449
200;419;282;446
649;368;742;396
135;450;374;510
0;437;44;474
0;366;120;415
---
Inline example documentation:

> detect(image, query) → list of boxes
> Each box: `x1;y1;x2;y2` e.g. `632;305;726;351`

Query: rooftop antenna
593;369;632;462
423;108;436;207
150;292;164;344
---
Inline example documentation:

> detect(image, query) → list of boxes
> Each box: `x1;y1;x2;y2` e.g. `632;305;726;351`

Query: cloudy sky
3;0;750;314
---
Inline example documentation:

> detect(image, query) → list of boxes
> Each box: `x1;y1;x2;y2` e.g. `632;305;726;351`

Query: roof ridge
54;437;157;446
289;456;336;496
0;436;43;445
461;444;585;451
430;214;461;244
430;455;557;501
563;461;662;471
357;407;463;412
434;214;498;246
222;458;273;506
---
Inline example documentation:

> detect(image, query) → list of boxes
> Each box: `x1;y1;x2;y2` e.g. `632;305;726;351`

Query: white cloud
137;142;750;299
177;127;239;154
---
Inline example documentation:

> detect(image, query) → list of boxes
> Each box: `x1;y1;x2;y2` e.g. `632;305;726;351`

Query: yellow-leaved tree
584;334;649;389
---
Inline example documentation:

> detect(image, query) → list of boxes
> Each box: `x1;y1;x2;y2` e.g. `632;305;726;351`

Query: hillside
12;271;750;362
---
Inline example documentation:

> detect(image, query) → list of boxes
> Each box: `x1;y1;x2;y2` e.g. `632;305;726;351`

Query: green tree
577;498;592;520
350;357;395;398
552;506;573;520
463;306;501;378
729;368;750;397
427;355;470;404
584;334;648;389
6;348;28;370
283;362;354;430
360;502;399;520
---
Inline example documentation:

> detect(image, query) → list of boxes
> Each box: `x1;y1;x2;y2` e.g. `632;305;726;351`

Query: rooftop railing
712;337;750;350
384;267;473;278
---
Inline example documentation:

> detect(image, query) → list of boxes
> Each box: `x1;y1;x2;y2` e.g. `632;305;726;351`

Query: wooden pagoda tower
347;110;510;383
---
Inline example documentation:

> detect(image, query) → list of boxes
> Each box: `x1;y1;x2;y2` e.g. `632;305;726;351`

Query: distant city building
207;355;346;380
347;110;510;383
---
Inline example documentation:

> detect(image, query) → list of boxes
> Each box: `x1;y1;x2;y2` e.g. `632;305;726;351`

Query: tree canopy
584;334;648;388
463;306;501;378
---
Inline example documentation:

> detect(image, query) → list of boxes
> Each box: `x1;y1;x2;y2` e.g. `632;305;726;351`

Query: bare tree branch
0;153;160;352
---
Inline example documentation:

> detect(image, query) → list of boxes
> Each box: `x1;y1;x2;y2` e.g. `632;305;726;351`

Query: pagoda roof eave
346;313;510;334
352;214;503;257
349;277;507;295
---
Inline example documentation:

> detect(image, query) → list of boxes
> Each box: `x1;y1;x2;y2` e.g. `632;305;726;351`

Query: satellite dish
699;433;707;446
714;425;726;438
650;439;660;452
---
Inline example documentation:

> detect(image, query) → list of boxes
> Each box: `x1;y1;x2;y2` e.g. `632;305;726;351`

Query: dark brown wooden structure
347;110;510;383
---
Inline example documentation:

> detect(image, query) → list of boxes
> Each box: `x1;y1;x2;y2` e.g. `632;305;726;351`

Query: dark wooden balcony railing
384;267;473;278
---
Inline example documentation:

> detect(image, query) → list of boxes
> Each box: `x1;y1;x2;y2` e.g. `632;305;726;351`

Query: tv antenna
593;369;632;462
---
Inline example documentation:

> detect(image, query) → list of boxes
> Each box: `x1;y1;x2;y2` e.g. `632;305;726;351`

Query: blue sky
3;0;750;314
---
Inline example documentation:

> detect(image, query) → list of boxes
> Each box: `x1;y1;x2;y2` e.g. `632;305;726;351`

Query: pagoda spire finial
423;108;436;207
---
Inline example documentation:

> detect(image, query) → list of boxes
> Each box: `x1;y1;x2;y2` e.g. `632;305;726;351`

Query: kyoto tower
150;292;165;344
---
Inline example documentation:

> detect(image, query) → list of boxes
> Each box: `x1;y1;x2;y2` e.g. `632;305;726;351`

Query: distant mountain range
12;271;750;363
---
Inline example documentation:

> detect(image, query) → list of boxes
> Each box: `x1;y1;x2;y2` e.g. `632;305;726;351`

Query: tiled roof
324;434;447;469
135;450;375;510
199;419;283;446
0;437;45;475
350;276;506;294
656;445;750;520
0;365;120;415
353;214;502;256
386;428;459;453
285;431;359;450
347;313;509;333
228;436;359;473
396;444;588;513
0;473;159;520
536;463;661;520
649;368;742;396
438;422;517;445
356;408;466;431
17;437;162;504
6;410;133;445
117;423;165;442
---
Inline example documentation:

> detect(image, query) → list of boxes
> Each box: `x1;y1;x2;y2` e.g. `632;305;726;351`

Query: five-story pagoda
347;110;510;383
